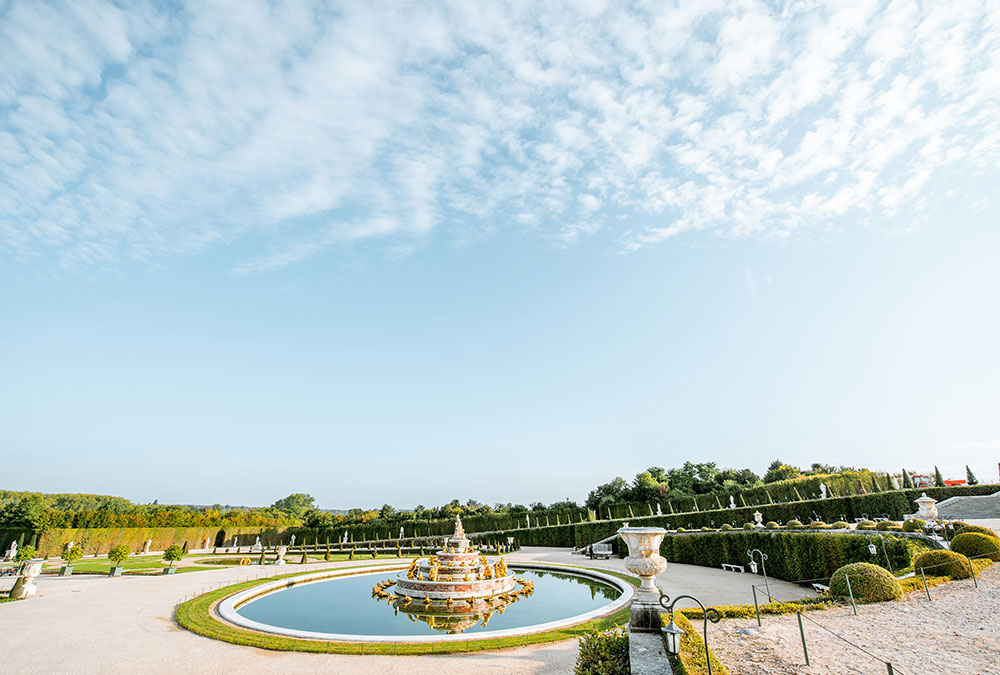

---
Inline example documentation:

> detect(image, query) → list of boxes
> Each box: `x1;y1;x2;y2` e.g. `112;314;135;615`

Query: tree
108;544;130;567
629;472;661;503
585;477;628;510
763;460;801;483
379;503;396;520
163;545;183;568
934;466;945;487
966;465;979;486
62;544;83;565
901;469;913;489
271;493;316;518
13;544;36;562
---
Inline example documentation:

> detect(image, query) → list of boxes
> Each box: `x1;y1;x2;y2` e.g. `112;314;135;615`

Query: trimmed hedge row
658;531;919;582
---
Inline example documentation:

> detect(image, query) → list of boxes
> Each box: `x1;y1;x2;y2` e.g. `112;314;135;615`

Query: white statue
7;540;17;561
290;534;296;546
250;536;262;553
729;495;736;509
399;526;404;539
526;514;531;528
342;532;348;544
656;503;663;516
820;483;828;499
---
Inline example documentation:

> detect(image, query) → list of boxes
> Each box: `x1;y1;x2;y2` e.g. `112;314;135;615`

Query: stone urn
275;546;288;565
914;493;938;520
618;526;667;632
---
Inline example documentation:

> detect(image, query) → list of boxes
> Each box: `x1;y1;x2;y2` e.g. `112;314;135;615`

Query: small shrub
13;545;36;563
829;562;901;603
875;521;897;531
857;520;876;530
699;527;711;532
677;528;686;533
785;519;802;528
951;533;1000;562
324;547;332;561
914;550;972;579
743;523;753;530
239;557;251;565
669;613;730;675
720;524;733;531
574;625;629;675
810;521;828;529
62;544;83;565
902;518;925;532
107;544;130;566
766;521;779;529
954;525;999;540
300;551;308;564
832;521;850;529
163;545;183;568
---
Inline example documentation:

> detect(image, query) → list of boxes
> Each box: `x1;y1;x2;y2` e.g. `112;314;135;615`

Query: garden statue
251;537;262;553
399;526;404;539
820;483;828;499
729;495;736;509
342;532;348;544
656;503;663;515
290;534;296;546
276;546;287;565
526;514;530;528
6;540;16;561
142;539;152;554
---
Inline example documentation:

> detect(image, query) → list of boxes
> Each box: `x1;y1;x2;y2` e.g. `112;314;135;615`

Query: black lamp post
659;594;721;675
747;548;770;599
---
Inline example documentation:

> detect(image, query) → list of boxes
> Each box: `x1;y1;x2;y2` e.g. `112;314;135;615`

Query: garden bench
592;544;613;559
721;563;745;573
811;583;829;594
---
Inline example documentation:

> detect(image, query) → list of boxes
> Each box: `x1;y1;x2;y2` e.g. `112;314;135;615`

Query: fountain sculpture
371;516;534;633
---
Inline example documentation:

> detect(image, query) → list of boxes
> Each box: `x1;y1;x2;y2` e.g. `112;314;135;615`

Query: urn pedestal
14;559;44;598
618;527;667;632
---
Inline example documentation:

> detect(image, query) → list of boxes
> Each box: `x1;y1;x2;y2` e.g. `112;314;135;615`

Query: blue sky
2;1;999;508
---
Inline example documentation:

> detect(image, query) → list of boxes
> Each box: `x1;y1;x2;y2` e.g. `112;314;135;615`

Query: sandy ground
710;564;1000;675
0;548;809;675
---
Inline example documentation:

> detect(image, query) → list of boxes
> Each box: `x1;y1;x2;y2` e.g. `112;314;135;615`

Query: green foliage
914;550;972;579
574;625;629;675
785;519;802;528
13;544;36;562
299;551;308;564
966;466;979;486
857;520;876;530
719;524;732;531
62;543;83;563
763;459;801;484
668;614;730;675
875;521;897;531
951;533;1000;562
934;466;945;487
832;521;850;529
765;521;779;529
324;546;331;561
829;563;902;603
809;521;828;529
954;524;998;539
107;544;130;565
257;551;265;565
679;596;830;620
163;545;183;567
743;523;753;530
270;493;315;518
902;518;925;532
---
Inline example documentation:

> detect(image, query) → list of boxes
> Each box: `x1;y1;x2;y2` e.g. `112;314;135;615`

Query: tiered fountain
371;516;534;632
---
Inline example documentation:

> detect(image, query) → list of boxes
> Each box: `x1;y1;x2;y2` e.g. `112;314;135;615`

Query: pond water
235;567;622;636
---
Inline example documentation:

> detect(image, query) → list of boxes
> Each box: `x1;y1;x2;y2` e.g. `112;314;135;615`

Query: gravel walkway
710;564;1000;675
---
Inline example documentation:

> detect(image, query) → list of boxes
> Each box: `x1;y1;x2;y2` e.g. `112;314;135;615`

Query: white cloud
1;0;999;272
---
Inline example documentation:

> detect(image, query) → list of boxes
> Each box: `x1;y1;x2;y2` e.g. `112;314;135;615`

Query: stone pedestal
15;559;44;598
618;527;668;633
275;546;288;565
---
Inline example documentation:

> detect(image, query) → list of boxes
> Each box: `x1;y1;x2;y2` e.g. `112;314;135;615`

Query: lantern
661;617;685;655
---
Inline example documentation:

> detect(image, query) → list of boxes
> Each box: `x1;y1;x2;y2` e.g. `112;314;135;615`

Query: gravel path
710;564;1000;675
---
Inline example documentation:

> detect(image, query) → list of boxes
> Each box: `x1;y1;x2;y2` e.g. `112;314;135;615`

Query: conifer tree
934;466;945;487
966;465;979;486
901;469;912;489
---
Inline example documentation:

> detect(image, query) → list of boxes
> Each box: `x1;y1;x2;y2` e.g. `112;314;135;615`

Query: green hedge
15;526;291;558
657;531;919;582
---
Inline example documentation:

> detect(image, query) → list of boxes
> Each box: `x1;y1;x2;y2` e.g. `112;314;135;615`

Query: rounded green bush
720;523;733;531
785;519;802;528
810;521;828;529
743;523;754;530
832;521;850;529
765;521;779;529
829;562;902;603
700;526;712;532
676;527;686;532
951;533;1000;562
875;521;898;531
902;518;925;532
857;520;876;530
954;524;999;540
914;550;972;579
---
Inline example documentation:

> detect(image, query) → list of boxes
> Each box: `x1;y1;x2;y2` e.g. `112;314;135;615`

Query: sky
1;1;999;509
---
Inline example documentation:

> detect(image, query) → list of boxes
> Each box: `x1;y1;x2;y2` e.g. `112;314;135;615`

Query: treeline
0;492;298;530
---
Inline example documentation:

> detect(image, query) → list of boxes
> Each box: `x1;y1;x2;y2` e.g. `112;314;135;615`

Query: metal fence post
966;556;978;588
920;569;931;601
844;574;857;615
796;612;809;666
752;585;761;626
887;663;895;674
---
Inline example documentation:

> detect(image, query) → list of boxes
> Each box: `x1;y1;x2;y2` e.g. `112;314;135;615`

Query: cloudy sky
2;1;999;508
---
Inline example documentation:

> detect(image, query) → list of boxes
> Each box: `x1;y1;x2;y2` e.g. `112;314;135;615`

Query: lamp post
747;548;770;599
867;533;893;573
660;594;721;675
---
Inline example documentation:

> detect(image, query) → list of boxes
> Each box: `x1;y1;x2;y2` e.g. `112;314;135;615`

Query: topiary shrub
875;521;897;531
700;527;712;532
677;528;686;533
902;518;925;532
162;544;183;568
829;562;902;603
13;545;36;563
574;625;629;675
743;523;753;530
107;544;130;566
766;521;779;529
914;550;972;579
857;520;876;530
299;551;308;564
832;521;850;529
954;525;999;540
951;533;1000;562
809;521;828;529
785;519;802;528
720;524;733;531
